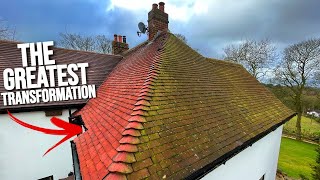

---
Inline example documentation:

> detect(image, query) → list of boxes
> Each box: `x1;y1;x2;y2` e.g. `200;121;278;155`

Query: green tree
275;38;320;140
265;84;295;110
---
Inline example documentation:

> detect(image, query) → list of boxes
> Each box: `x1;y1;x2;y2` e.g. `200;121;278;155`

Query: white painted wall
202;125;283;180
0;109;76;180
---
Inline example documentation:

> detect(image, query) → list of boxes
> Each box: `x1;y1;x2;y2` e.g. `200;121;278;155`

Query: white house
0;41;123;180
201;125;284;180
0;2;295;180
0;110;75;180
307;111;320;118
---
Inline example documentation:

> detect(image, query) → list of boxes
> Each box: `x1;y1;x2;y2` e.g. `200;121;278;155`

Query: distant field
278;137;318;179
284;116;320;136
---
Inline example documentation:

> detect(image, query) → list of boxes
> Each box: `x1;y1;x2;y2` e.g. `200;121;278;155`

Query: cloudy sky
0;0;319;58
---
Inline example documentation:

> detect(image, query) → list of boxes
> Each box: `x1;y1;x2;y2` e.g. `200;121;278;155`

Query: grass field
284;116;320;135
278;137;319;179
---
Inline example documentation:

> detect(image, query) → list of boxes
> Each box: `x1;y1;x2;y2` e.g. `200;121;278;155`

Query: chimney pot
159;2;165;11
114;34;117;42
118;35;123;43
152;3;158;10
112;34;129;55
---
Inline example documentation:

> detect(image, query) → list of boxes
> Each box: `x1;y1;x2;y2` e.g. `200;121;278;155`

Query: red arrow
7;110;82;156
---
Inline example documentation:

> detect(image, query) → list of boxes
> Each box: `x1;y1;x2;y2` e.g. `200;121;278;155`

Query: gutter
186;113;297;180
0;104;85;114
71;141;82;180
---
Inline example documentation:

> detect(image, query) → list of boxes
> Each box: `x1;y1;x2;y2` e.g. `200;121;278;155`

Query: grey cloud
1;0;319;59
170;0;320;57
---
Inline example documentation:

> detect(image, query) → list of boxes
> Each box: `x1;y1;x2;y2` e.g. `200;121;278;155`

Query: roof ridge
0;39;122;57
54;47;122;56
121;40;148;57
0;39;24;44
104;33;168;179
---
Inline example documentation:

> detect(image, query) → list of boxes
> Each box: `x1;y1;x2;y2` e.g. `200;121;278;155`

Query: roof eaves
185;113;296;180
0;103;85;114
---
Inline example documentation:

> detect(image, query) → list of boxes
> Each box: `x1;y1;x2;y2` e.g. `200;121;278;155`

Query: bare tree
59;33;112;54
0;19;16;40
174;33;187;44
95;35;112;54
223;39;277;80
275;38;320;140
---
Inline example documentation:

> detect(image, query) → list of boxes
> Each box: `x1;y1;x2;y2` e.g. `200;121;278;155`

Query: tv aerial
137;22;148;37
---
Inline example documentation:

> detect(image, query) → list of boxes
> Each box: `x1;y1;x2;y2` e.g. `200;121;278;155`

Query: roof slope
74;33;294;179
0;40;122;111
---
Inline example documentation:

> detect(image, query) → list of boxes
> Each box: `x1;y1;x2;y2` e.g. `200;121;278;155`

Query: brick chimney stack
148;2;169;40
112;34;129;55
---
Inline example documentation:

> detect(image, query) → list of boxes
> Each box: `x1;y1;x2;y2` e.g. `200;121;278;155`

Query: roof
0;40;122;112
73;33;295;180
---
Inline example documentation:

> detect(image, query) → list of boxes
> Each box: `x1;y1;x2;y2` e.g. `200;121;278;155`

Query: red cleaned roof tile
121;129;141;137
116;144;139;152
113;152;136;163
119;136;140;144
103;173;127;180
108;163;133;174
128;116;147;122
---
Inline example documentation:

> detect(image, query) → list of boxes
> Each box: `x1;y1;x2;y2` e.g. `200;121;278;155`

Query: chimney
148;2;169;40
112;34;129;55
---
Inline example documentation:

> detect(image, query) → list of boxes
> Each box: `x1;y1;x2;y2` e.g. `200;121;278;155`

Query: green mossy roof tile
131;33;294;179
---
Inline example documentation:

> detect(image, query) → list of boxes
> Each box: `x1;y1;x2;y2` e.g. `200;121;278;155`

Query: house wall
202;125;283;180
0;109;76;180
